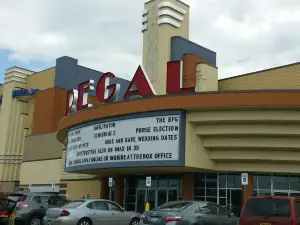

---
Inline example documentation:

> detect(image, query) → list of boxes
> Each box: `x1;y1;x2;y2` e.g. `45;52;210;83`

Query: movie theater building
0;0;300;213
54;0;300;213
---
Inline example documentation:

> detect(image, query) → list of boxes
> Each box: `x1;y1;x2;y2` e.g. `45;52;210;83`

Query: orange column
114;175;124;206
182;173;194;200
100;177;109;199
242;173;253;205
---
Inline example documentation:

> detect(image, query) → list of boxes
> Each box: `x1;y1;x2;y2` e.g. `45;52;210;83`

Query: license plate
260;223;271;225
150;217;159;223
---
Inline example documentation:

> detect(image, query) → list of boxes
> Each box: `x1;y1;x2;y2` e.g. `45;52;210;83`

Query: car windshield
153;201;193;211
7;195;23;202
62;200;86;208
243;198;290;217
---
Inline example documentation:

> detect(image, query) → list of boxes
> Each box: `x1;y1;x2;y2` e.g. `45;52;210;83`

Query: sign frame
108;177;113;187
241;173;248;185
64;110;186;172
146;176;151;187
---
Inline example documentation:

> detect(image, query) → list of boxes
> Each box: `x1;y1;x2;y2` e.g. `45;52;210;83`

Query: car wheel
129;218;140;225
78;218;92;225
30;216;42;225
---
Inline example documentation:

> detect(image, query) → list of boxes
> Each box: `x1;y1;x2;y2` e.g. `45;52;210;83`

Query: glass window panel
137;177;146;188
257;175;271;189
195;174;205;187
253;175;258;189
258;190;272;196
158;175;168;187
126;177;136;189
206;189;217;197
253;190;258;196
194;196;205;201
168;175;179;187
194;188;205;196
206;197;217;203
157;190;167;207
125;195;135;203
219;198;227;206
126;189;136;196
168;190;178;202
168;176;180;187
290;176;300;191
151;176;157;188
206;174;217;188
219;189;226;197
219;173;226;188
125;203;135;211
273;175;289;190
227;174;241;188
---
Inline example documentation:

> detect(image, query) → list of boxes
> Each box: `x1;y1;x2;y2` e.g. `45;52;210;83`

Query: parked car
239;195;300;225
44;199;140;225
139;200;238;225
0;197;18;225
7;192;67;225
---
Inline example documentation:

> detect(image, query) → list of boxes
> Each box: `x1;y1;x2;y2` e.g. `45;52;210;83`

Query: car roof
8;192;60;196
248;196;300;200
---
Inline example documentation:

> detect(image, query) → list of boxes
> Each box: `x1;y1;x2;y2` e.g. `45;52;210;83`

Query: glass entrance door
135;189;178;213
227;189;242;217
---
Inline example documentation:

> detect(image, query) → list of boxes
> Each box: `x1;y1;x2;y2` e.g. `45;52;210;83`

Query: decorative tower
142;0;190;95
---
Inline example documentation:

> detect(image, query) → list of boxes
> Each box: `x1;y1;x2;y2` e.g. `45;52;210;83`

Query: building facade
0;0;300;214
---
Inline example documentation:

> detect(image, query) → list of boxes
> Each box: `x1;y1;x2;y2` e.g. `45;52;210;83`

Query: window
203;203;218;215
48;196;67;206
155;201;192;211
106;201;122;211
7;194;25;202
87;201;107;210
243;198;290;217
206;203;227;215
63;200;85;208
32;196;41;203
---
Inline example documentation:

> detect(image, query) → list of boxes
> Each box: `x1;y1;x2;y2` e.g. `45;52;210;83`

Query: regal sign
65;60;195;116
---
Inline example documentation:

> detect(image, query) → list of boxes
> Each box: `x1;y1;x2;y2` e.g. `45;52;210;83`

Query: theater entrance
136;188;179;213
124;175;182;213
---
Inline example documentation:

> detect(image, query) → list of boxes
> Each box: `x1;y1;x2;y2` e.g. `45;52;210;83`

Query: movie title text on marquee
66;114;181;168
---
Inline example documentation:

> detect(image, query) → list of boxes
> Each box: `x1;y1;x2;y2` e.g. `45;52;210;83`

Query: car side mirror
121;207;125;212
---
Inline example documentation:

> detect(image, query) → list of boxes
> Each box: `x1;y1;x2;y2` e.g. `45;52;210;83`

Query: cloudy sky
1;0;300;83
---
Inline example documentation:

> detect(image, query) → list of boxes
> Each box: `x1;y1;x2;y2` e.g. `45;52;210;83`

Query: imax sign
12;88;40;98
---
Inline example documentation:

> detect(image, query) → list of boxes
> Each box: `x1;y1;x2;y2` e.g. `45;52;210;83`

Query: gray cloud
1;0;300;79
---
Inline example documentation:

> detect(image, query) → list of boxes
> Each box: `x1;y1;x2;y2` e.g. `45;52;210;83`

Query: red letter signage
166;61;195;93
123;66;156;99
77;80;94;110
65;89;78;116
96;72;120;103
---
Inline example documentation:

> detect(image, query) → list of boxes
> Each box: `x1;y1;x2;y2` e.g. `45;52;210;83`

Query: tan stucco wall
219;62;300;90
26;68;55;91
196;63;218;92
185;109;300;173
23;133;63;162
19;159;62;185
65;180;101;200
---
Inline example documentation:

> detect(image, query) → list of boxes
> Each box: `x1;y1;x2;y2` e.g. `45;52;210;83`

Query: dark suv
7;192;67;225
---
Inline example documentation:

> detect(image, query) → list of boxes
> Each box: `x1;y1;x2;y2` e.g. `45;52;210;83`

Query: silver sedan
43;199;140;225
